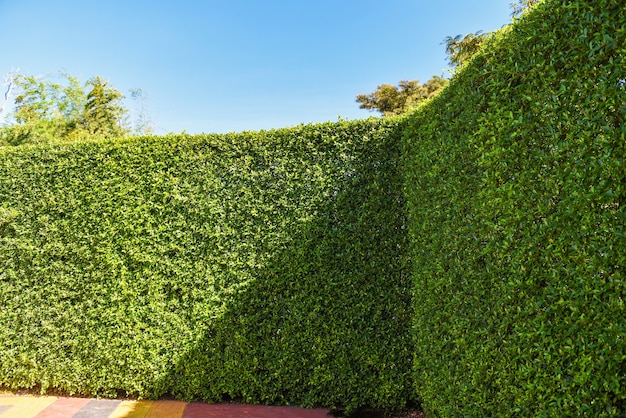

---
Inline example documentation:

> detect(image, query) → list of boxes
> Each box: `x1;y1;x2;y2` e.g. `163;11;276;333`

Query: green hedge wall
0;118;413;412
403;0;625;416
2;0;624;415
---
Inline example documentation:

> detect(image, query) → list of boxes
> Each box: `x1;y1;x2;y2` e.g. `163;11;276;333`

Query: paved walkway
0;394;331;418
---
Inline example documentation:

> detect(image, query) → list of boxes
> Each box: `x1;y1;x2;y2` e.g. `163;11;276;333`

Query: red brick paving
34;397;91;417
0;394;331;417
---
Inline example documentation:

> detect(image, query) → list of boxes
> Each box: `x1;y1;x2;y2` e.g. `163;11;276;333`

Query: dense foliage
356;77;448;116
0;0;623;416
0;73;148;147
0;119;412;413
403;0;625;415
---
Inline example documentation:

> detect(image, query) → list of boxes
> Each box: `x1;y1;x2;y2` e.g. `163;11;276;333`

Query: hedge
1;0;624;415
0;119;413;413
402;0;625;415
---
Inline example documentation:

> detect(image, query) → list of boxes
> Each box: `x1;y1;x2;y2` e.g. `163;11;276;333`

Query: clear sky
0;0;513;134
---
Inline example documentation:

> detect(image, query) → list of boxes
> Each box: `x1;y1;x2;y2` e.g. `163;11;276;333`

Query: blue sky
0;1;512;134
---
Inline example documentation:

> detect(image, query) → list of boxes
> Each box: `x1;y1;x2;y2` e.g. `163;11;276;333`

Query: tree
129;88;154;135
355;0;542;116
1;73;85;145
510;0;541;17
81;76;126;137
0;72;138;146
443;1;541;69
443;31;490;70
0;69;18;121
356;76;448;116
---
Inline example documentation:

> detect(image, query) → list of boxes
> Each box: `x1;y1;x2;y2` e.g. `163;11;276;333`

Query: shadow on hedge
151;135;414;412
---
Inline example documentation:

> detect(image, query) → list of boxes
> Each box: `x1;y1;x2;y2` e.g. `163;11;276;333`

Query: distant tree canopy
81;76;126;138
441;0;541;70
356;76;448;116
443;31;490;70
357;0;540;116
0;73;151;146
510;0;541;17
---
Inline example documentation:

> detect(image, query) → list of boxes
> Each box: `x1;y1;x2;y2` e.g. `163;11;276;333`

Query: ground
330;405;425;417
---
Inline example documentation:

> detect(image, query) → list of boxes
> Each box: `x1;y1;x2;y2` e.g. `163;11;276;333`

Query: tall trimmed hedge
0;119;413;412
1;0;624;415
403;0;625;415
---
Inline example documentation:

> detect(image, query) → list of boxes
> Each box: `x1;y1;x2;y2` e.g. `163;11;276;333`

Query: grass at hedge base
402;0;625;415
0;119;414;413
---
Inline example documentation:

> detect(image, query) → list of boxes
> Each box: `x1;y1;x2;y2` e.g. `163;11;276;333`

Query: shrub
403;0;625;415
0;119;413;412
